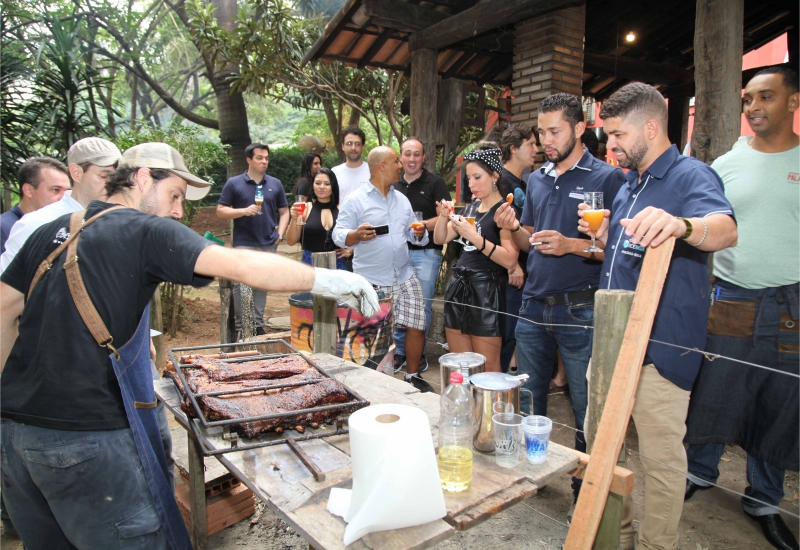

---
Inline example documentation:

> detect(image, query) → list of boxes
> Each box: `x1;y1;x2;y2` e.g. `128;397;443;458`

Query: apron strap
27;206;126;359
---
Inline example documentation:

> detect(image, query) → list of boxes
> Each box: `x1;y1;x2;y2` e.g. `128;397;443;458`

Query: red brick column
510;5;586;130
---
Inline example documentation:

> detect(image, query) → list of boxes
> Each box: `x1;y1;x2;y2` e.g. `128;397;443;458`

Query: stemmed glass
295;195;307;226
412;211;424;243
583;192;604;253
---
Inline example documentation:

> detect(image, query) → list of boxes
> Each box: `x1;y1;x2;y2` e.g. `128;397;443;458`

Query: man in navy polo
578;82;737;550
217;143;289;337
494;93;625;476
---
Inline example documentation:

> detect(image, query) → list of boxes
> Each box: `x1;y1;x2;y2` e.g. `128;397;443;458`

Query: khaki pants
585;362;690;549
631;364;691;550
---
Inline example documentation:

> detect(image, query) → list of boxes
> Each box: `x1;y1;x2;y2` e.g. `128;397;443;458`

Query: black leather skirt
444;267;507;337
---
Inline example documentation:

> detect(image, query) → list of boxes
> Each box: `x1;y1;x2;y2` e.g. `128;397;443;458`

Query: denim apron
110;305;193;550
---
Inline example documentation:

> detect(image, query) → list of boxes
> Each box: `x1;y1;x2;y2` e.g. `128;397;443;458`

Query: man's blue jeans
501;282;524;372
515;297;593;454
394;249;442;356
1;420;168;549
687;443;785;515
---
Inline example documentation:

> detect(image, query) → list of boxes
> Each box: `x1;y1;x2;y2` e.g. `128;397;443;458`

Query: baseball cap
67;137;122;167
118;142;212;201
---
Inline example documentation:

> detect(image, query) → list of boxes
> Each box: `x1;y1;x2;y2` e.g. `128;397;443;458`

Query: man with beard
577;82;737;550
332;126;371;203
0;143;378;549
684;67;799;550
494;93;625;497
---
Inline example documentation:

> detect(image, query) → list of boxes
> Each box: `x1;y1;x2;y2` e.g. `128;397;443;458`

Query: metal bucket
470;372;533;452
439;352;485;392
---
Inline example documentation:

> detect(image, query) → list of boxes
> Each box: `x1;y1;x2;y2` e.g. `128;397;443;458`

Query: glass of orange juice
412;211;424;243
583;192;604;253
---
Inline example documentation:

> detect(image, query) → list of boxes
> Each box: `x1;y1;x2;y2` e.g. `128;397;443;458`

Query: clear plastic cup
492;413;523;468
522;415;553;464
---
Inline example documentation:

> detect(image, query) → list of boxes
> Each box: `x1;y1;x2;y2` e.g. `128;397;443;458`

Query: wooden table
155;353;579;550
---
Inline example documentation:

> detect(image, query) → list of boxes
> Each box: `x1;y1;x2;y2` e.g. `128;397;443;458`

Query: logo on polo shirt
622;239;645;252
53;227;69;244
788;172;799;183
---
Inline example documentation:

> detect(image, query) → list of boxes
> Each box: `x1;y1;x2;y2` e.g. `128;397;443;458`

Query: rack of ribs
171;354;366;438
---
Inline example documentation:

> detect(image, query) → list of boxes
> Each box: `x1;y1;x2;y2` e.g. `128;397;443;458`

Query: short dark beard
546;133;578;164
616;135;648;170
139;184;160;215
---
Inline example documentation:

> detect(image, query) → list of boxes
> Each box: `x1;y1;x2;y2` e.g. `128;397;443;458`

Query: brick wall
510;5;586;130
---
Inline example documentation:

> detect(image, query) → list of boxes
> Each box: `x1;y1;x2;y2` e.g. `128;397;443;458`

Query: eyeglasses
344;141;363;147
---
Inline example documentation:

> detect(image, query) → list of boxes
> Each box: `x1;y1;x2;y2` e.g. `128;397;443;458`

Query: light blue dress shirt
333;182;429;286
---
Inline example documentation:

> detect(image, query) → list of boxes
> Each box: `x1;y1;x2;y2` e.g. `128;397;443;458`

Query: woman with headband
433;147;519;371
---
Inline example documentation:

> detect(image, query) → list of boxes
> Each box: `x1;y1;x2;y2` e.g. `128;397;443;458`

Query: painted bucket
288;291;393;368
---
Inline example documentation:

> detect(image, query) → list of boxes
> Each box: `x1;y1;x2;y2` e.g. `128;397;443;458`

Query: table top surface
156;352;579;550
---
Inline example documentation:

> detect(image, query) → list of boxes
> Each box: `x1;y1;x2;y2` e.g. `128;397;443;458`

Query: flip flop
548;380;569;394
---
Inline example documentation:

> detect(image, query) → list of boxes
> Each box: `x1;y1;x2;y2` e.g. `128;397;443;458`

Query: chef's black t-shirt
1;201;213;431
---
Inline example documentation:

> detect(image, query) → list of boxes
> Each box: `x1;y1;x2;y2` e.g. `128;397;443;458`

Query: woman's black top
453;199;505;273
301;200;338;252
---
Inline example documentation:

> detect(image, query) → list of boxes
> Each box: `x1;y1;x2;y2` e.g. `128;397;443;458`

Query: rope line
519;500;571;529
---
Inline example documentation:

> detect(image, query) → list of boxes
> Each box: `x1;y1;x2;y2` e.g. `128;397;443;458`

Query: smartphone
372;225;390;235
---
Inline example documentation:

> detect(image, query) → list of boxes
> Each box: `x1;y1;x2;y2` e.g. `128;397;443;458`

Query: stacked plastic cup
522;416;553;464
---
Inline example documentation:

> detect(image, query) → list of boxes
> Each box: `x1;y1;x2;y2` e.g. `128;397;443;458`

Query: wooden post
564;239;675;549
692;0;744;164
586;290;635;550
149;289;165;370
410;48;439;173
188;430;208;550
667;96;690;153
219;278;235;344
311;252;338;355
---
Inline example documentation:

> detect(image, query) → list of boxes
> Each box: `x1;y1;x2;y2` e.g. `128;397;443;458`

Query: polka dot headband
464;148;504;176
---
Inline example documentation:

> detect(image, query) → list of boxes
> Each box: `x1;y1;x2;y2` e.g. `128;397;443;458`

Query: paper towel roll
329;404;446;545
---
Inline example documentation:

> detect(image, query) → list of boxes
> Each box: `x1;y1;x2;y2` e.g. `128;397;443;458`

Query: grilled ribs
172;355;364;438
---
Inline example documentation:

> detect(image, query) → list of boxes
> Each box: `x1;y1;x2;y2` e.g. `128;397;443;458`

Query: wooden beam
358;28;394;69
362;0;447;33
408;0;580;52
410;48;439;173
692;0;744;164
312;252;338;355
301;0;362;66
563;238;675;549
667;96;690;151
568;451;634;497
583;50;693;86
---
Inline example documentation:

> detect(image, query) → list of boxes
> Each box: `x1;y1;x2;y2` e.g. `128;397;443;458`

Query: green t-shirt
711;136;799;289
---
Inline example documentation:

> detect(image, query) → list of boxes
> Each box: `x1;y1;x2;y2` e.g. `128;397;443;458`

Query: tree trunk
692;0;744;164
211;0;252;176
410;48;439;173
323;98;344;162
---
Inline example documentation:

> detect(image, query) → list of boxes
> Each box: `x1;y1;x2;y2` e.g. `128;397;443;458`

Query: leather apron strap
27;206;125;359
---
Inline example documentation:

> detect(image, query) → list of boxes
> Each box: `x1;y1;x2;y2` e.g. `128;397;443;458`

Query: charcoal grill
167;339;368;479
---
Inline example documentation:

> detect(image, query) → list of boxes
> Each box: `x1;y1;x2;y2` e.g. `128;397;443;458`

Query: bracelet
676;217;693;239
689;218;708;247
479;237;487;252
487;243;497;259
511;222;522;233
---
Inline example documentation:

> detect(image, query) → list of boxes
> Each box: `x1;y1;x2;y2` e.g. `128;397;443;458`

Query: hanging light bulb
625;32;636;43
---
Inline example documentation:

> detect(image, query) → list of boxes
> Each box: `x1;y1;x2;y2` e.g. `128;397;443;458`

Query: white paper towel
326;403;446;545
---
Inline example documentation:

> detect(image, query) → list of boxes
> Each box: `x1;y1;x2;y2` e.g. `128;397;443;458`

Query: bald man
333;147;433;392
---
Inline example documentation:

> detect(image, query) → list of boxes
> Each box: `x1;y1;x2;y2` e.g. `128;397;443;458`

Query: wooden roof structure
302;0;798;99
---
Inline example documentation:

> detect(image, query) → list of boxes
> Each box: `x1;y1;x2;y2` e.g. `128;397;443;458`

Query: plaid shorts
374;275;426;331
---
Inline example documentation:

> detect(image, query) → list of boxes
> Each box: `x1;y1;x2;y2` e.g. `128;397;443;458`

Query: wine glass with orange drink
295;195;308;226
412;211;425;243
582;192;604;253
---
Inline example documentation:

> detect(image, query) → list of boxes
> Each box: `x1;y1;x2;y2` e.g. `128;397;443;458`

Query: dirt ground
2;212;797;549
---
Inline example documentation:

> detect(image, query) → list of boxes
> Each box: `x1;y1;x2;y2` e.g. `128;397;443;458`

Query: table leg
188;431;208;550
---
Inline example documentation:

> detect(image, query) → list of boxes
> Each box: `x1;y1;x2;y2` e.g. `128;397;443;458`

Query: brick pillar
510;5;586;131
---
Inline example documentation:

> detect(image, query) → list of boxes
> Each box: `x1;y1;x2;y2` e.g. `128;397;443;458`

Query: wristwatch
676;217;693;240
511;222;522;233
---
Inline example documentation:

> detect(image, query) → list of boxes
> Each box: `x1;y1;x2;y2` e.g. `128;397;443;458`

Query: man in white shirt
332;126;371;203
1;137;121;272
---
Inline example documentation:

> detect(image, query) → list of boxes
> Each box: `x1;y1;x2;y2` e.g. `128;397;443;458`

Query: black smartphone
372;225;390;235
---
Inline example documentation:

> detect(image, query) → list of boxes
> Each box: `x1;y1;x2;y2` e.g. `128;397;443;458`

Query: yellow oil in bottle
438;445;473;492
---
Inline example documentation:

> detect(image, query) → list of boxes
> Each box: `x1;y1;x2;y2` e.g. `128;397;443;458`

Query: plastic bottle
437;372;473;492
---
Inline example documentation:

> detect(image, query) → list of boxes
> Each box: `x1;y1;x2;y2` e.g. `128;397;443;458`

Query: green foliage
267;146;306;196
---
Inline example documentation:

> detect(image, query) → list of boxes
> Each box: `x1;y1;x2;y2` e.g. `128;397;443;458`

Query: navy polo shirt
0;205;24;254
600;145;735;391
219;172;288;247
521;149;626;300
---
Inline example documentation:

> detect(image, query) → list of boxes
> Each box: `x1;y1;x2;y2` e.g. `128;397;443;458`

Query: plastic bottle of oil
438;372;473;492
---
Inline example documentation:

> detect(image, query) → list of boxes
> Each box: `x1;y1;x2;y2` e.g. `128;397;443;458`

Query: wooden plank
408;0;579;52
188;430;209;550
312;252;338;355
692;0;744;164
448;480;537;531
362;0;447;33
410;48;439;173
567;451;634;497
518;441;581;489
564;239;675;549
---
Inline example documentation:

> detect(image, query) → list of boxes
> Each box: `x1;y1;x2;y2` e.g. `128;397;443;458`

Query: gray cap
67;137;122;167
118;142;212;201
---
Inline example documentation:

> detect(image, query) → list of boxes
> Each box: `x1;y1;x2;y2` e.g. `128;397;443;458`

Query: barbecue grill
167;339;369;479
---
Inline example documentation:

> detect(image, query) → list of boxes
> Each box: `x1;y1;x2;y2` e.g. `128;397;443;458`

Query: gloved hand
311;268;380;318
